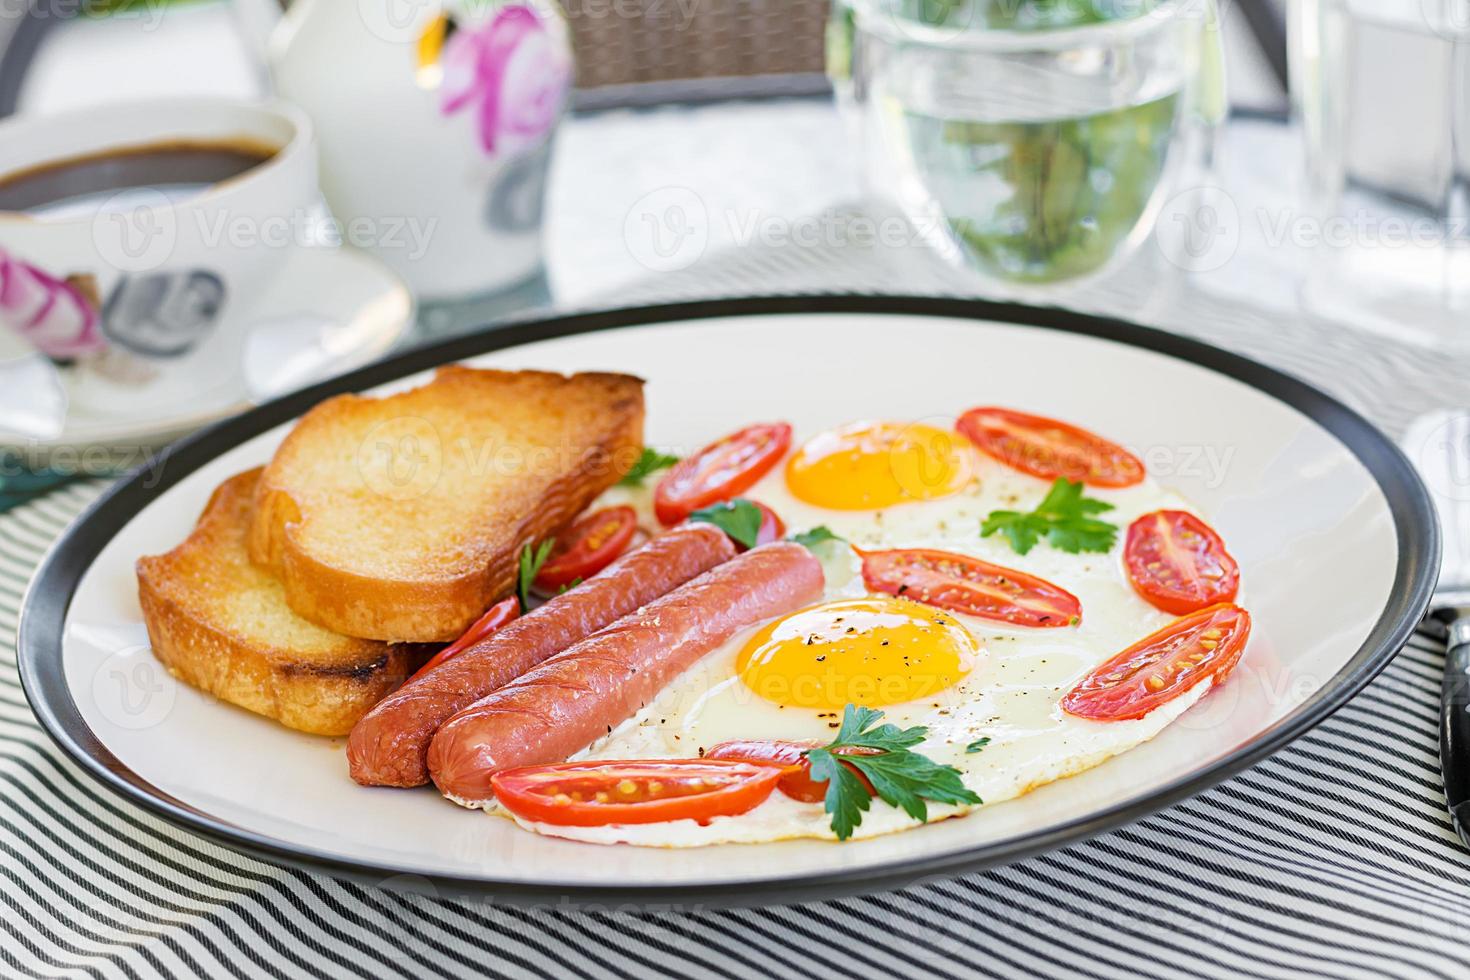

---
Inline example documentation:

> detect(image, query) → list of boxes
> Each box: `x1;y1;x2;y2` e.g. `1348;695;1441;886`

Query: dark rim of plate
16;294;1441;906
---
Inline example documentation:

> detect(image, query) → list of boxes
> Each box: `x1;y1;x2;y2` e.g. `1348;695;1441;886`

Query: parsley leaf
689;499;763;549
805;704;981;841
556;577;583;595
516;538;555;610
618;447;680;486
806;757;873;841
965;737;991;753
790;525;845;552
980;478;1118;555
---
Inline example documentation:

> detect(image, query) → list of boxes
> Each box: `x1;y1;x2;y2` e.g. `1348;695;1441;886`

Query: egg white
486;440;1234;846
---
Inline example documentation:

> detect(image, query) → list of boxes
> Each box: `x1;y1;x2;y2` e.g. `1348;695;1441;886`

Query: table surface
6;27;1470;979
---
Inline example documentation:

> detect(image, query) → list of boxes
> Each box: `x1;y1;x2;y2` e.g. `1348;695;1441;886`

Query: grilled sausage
427;542;825;804
347;524;736;786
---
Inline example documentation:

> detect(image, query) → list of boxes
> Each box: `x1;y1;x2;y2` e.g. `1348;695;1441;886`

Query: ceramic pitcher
255;0;573;302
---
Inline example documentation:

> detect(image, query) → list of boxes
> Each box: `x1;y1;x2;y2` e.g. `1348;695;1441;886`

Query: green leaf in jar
896;0;1159;31
906;91;1181;284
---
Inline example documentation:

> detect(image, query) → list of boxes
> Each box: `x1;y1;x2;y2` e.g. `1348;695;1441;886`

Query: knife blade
1404;410;1470;846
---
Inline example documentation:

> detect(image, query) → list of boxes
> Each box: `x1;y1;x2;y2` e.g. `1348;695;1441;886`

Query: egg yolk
784;421;972;509
737;597;981;709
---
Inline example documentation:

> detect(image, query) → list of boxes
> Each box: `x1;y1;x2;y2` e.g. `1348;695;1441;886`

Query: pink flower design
440;5;572;155
0;248;104;359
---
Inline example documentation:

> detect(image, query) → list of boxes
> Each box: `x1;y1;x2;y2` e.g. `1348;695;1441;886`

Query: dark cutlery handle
1441;615;1470;841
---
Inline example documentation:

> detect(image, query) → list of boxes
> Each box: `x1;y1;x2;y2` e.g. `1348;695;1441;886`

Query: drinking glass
850;0;1222;292
1290;0;1470;345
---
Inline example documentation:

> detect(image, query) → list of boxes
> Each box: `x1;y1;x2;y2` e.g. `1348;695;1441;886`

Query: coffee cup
0;97;317;421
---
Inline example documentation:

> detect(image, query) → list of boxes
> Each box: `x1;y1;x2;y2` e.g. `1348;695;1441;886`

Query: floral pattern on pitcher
432;4;571;156
0;248;105;360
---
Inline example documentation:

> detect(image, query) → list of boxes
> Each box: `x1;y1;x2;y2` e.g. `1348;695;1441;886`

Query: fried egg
785;421;973;509
492;418;1232;846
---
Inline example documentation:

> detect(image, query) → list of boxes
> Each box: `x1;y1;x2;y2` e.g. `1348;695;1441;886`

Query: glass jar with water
845;1;1223;290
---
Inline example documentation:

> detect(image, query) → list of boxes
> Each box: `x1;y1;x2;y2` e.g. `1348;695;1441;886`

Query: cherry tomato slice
534;506;638;591
859;547;1082;628
752;501;786;548
490;759;781;826
705;739;878;803
1124;510;1240;615
654;423;792;525
409;595;519;681
955;407;1144;488
1062;603;1251;721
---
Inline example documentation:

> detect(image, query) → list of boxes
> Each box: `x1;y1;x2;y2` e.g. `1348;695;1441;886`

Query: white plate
1;244;412;452
18;298;1438;903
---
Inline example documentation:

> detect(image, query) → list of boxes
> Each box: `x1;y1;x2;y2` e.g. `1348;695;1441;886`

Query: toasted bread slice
137;469;420;737
247;366;645;642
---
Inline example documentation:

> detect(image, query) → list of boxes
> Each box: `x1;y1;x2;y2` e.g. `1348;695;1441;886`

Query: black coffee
0;139;277;213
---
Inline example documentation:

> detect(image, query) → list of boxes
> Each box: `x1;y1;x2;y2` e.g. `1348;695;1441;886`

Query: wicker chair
564;0;829;94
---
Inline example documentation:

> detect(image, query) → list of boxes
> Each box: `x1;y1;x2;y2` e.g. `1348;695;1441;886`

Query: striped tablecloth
8;110;1470;976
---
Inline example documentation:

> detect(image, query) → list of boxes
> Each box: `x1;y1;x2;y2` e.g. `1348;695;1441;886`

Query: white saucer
0;245;412;453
